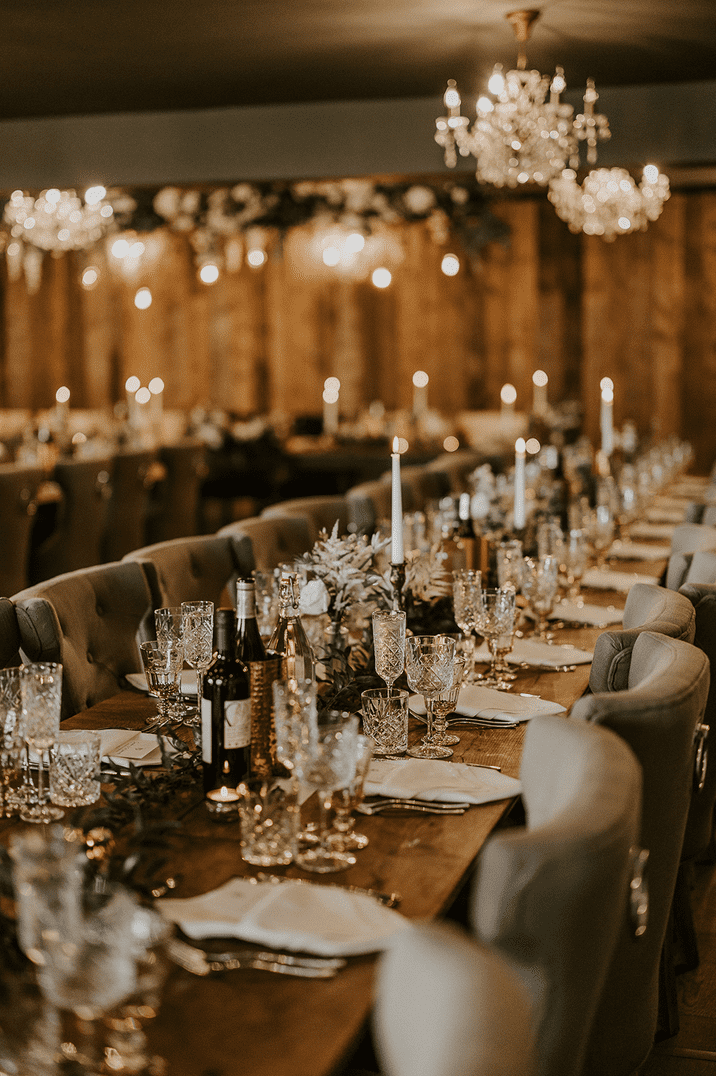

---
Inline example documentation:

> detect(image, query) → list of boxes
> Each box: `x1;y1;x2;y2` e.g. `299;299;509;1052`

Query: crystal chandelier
3;186;114;252
435;9;610;188
548;165;670;239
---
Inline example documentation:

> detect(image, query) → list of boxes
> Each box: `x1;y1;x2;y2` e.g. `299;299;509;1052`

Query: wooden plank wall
2;188;715;470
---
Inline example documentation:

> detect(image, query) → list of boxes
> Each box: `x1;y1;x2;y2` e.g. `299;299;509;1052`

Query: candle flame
500;383;517;405
412;370;429;388
392;435;400;453
600;376;614;391
601;387;614;403
55;386;70;404
532;370;548;387
148;377;164;395
125;375;140;393
135;387;151;405
515;437;526;453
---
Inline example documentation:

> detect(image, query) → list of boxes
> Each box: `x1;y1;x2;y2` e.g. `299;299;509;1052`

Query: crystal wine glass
590;502;615;569
405;635;456;759
430;657;466;747
19;662;64;824
451;569;482;683
292;711;359;874
475;587;517;689
329;733;374;852
140;640;184;726
372;610;406;695
273;677;319;846
562;528;589;603
520;555;559;642
181;600;214;727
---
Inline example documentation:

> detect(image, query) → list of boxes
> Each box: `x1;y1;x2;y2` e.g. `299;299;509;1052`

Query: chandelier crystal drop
3;187;114;253
435;9;610;189
548;165;670;240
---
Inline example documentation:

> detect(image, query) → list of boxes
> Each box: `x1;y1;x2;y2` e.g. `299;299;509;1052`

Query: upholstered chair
13;561;154;720
400;465;450;510
102;449;164;563
0;598;22;668
469;714;642;1076
146;440;208;543
261;495;350;544
571;632;710;1075
374;921;537;1076
124;533;254;633
589;583;695;694
346;477;393;535
0;463;46;596
30;456;113;581
665;522;716;590
219;515;313;572
425;449;484;494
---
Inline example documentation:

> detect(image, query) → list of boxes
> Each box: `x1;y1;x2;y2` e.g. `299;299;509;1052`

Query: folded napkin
609;540;672;562
125;671;198;697
364;757;521;805
548;600;622;626
627;522;679;541
582;568;660;593
157;878;408;956
410;684;566;723
100;729;163;767
474;638;592;667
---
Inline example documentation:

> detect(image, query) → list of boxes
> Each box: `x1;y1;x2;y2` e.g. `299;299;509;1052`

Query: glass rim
361;687;408;699
372;609;406;620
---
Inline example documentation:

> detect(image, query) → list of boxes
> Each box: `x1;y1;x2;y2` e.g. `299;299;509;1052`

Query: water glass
154;605;183;646
451;569;481;683
20;662;64;824
431;657;466;746
496;539;523;589
49;730;101;807
0;666;26;817
372;610;406;693
361;687;409;756
521;555;559;641
237;778;298;866
476;587;517;689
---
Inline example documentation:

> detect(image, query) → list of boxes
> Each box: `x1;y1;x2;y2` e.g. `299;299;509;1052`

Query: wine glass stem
37;751;47;811
424;698;435;744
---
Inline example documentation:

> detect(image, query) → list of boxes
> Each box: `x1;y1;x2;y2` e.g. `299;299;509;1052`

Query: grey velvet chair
102;449;164;563
589;582;695;694
261;495;349;544
469;713;642;1076
425;449;483;494
124;533;254;632
665;522;716;590
0;598;22;668
373;921;537;1076
146;440;208;543
13;561;154;720
0;463;46;596
218;515;313;572
346;477;393;535
30;456;113;581
571;631;710;1076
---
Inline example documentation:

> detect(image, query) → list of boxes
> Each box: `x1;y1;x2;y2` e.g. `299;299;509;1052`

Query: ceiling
1;0;715;122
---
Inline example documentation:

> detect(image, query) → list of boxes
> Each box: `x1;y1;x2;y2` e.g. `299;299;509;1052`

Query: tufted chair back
102;449;163;563
0;463;46;596
665;522;716;589
261;496;349;545
678;581;716;861
219;515;313;572
30;456;113;582
374;921;537;1076
589;583;695;693
124;533;254;636
470;714;642;1076
571;632;710;1076
146;440;208;544
13;561;153;720
0;597;22;668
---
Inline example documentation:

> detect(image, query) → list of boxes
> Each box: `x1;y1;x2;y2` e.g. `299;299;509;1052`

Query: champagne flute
562;528;588;603
372;611;406;696
451;569;482;683
19;662;64;824
181;600;214;726
405;635;455;759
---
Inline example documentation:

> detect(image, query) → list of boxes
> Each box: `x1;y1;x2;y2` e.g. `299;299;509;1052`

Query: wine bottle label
224;699;251;749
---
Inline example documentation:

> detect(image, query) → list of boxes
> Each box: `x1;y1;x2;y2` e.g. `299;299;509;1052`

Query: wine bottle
456;492;479;570
235;577;267;663
267;573;316;681
202;608;251;816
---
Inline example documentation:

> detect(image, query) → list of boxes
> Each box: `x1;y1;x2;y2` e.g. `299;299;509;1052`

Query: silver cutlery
447;717;518;729
357;799;467;815
167;937;343;978
516;662;578;673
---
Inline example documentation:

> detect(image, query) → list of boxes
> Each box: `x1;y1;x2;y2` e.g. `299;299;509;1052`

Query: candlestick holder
390;562;406;612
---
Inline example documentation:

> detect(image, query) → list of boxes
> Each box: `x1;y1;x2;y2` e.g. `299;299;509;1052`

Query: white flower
404;185;436;215
299;578;331;616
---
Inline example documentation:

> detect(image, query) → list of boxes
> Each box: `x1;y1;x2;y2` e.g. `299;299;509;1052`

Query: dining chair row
374;627;710;1076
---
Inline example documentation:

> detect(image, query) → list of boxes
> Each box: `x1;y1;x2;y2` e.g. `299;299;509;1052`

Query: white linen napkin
474;638;592;667
410;684;566;722
125;671;198;697
548;600;623;626
364;757;521;804
609;540;672;562
157;878;408;956
627;522;679;541
582;568;660;592
100;729;163;767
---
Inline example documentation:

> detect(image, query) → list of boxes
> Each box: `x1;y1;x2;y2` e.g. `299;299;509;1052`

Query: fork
167;937;344;978
357;799;467;815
